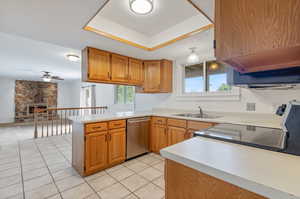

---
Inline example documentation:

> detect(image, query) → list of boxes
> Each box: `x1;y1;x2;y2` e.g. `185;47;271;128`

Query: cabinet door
160;60;173;93
143;61;161;92
128;58;144;85
151;124;168;153
108;128;126;165
85;131;108;174
168;126;186;146
215;0;300;73
111;54;129;83
88;48;111;81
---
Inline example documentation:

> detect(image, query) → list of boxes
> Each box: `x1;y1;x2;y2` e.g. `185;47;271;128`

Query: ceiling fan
41;71;64;82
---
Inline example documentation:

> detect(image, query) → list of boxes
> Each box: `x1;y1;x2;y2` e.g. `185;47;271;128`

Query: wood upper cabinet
82;47;172;90
143;61;161;92
85;131;108;174
138;59;173;93
160;60;173;92
111;54;129;83
82;48;111;81
108;128;126;165
128;58;144;85
215;0;300;73
167;126;186;146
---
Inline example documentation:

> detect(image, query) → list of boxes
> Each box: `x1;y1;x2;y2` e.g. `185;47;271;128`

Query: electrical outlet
246;103;256;111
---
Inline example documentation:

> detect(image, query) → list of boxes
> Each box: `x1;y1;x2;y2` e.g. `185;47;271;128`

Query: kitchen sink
173;113;221;119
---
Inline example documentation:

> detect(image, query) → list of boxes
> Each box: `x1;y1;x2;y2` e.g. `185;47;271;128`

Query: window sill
176;88;241;101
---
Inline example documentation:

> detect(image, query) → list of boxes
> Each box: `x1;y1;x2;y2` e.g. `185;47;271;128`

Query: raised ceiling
0;0;214;80
85;0;213;50
99;0;201;36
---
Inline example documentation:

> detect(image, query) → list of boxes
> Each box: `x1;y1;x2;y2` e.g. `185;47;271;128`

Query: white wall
0;78;15;123
155;60;300;114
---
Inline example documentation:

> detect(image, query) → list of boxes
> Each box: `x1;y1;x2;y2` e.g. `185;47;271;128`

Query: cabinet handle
107;72;110;79
105;134;108;142
92;127;103;130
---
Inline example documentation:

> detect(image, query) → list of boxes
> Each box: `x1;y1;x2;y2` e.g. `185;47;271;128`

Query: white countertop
160;137;300;199
69;110;283;129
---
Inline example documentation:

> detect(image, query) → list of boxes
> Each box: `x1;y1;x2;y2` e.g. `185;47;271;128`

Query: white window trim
176;58;240;101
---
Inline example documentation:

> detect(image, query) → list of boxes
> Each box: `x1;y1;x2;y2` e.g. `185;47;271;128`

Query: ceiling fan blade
52;76;64;80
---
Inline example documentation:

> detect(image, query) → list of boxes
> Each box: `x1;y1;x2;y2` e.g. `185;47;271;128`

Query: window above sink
176;58;240;101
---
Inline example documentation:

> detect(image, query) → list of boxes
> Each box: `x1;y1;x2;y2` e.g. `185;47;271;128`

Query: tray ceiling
85;0;213;51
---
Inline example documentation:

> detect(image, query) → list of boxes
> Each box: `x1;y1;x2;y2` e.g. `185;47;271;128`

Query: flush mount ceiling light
66;54;80;62
129;0;153;15
187;47;200;64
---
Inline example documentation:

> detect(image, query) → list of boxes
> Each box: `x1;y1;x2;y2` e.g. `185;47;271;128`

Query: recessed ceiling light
66;54;80;62
187;47;200;64
130;0;153;15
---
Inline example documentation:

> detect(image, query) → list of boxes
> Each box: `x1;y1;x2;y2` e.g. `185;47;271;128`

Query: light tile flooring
0;134;165;199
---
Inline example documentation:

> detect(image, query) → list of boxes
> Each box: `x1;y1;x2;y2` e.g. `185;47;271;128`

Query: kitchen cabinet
167;118;187;146
150;117;216;153
215;0;300;73
82;48;111;81
165;159;267;199
128;58;144;85
82;47;172;90
151;123;168;153
142;61;161;92
108;128;126;165
111;54;129;83
167;126;186;146
85;131;108;174
72;120;126;176
137;59;173;93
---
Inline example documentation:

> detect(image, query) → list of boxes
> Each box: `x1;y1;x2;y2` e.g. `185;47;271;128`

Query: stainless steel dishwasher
126;117;150;159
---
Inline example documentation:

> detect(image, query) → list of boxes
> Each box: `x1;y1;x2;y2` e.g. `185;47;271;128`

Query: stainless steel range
194;100;300;156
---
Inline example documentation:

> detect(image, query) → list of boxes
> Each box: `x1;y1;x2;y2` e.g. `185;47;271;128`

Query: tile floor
0;134;165;199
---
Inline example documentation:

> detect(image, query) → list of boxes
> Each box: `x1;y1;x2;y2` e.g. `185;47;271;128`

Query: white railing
33;106;108;138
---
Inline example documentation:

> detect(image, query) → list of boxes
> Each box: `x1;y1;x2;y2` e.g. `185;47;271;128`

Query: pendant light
187;47;200;64
130;0;153;15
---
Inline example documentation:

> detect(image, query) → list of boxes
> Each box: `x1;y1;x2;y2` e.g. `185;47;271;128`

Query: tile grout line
33;139;64;199
49;135;102;199
17;141;26;199
104;157;165;198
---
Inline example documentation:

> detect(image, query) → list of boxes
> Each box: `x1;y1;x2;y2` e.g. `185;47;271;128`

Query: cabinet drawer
152;117;167;125
167;118;187;128
86;122;108;133
109;120;126;129
187;121;215;131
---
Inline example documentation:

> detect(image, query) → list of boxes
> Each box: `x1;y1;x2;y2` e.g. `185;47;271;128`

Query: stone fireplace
15;80;57;122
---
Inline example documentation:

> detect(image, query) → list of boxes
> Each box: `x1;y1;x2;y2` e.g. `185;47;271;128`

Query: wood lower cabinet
165;159;267;199
108;128;126;165
72;120;126;176
85;131;108;174
111;54;129;83
150;117;217;153
151;124;168;153
167;126;186;146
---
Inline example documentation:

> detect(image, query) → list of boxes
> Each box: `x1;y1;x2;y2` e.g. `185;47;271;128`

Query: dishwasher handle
127;118;150;124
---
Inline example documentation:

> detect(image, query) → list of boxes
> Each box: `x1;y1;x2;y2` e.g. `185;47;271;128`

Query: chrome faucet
198;106;203;117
